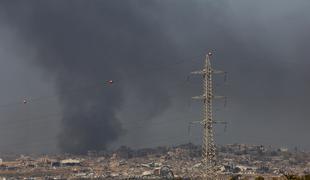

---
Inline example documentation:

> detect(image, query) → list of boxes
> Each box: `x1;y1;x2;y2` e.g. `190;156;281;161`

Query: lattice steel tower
191;52;226;178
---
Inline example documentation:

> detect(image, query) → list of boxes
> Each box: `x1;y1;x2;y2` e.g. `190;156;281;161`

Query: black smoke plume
1;0;310;153
0;1;189;153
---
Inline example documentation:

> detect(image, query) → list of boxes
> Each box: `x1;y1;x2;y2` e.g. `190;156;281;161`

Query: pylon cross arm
192;95;205;100
192;95;225;100
191;70;206;75
212;69;225;74
213;95;225;99
213;121;228;124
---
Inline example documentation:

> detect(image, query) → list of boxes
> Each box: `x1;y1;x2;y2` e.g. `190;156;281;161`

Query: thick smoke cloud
0;0;310;153
0;1;191;153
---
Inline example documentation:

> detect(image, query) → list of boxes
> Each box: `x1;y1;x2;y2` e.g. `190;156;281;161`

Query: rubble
0;143;308;179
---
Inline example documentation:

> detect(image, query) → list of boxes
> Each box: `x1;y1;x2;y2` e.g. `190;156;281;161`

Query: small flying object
208;52;213;56
23;99;27;104
107;80;114;84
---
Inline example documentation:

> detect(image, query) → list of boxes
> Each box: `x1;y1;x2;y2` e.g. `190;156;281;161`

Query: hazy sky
0;0;310;154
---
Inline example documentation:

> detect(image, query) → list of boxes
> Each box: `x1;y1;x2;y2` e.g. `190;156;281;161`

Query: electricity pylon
191;52;226;179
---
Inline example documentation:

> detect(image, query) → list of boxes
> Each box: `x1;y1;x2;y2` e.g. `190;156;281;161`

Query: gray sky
0;0;309;154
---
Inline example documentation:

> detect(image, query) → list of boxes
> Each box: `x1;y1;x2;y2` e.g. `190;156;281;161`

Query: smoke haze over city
0;1;309;154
